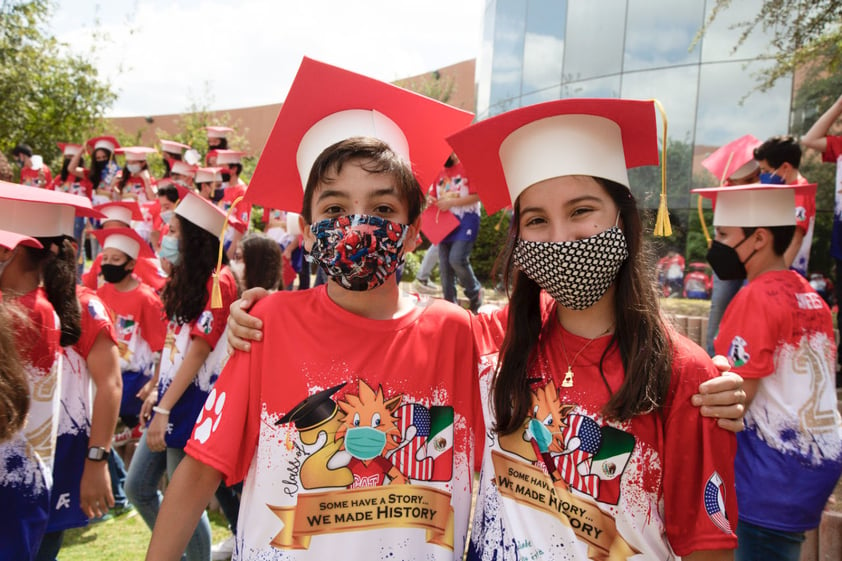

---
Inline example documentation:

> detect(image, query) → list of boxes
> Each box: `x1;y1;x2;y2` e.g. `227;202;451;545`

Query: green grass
58;508;230;561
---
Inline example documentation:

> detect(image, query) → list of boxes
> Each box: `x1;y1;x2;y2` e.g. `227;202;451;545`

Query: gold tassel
698;195;711;247
211;195;245;309
651;99;672;237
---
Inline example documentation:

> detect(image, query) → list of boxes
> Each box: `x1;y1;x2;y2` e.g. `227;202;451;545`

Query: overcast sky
51;0;484;117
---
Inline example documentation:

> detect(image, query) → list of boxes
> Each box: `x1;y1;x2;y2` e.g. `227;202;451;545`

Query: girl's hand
146;412;169;452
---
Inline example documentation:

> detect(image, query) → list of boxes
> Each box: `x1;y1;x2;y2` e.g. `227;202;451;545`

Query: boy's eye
372;205;395;215
322;205;344;215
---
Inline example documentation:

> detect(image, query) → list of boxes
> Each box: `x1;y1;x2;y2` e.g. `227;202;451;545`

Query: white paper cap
103;233;140;259
100;205;133;225
286;212;301;237
0;199;76;238
61;144;82;157
499;114;629;204
195;167;223;183
214;150;244;165
171;160;197;177
175;191;226;237
94;138;117;153
728;159;759;181
296;109;409;189
713;188;796;227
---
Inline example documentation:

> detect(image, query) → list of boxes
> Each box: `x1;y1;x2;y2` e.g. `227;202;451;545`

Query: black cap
276;382;347;429
12;143;32;158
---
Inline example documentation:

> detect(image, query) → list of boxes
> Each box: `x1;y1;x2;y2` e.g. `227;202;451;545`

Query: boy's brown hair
301;137;425;224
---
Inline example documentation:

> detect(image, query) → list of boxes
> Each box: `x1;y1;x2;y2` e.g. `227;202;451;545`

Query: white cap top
0;199;76;238
499;114;629;206
100;205;132;225
94;138;117;153
213;150;245;166
205;126;234;139
195;167;223;183
170;160;198;177
296;109;409;189
692;183;815;228
175;191;227;237
103;233;141;259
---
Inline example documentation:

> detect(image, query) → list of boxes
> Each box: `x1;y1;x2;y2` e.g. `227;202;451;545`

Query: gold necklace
558;324;614;388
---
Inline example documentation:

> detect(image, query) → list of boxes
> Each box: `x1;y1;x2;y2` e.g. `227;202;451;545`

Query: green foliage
472;208;510;283
0;0;116;164
401;249;421;282
698;0;842;92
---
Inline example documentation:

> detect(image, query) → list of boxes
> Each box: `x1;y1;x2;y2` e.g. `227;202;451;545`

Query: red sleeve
82;255;102;290
189;272;236;348
74;288;117;357
794;190;815;234
185;346;259;485
662;337;738;555
140;287;168;352
822;136;842;163
713;286;776;379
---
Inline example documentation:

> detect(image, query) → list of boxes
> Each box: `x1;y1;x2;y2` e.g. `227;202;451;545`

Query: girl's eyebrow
520;195;603;215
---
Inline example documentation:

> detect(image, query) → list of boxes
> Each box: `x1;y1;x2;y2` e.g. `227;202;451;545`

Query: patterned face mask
308;214;409;291
513;226;629;310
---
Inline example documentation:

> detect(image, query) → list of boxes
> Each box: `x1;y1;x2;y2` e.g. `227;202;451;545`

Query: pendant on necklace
562;367;574;388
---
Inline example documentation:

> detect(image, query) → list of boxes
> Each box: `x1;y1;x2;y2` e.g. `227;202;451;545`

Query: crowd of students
0;55;839;561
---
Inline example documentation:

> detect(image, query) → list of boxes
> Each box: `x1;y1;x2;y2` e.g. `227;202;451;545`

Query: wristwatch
86;446;110;462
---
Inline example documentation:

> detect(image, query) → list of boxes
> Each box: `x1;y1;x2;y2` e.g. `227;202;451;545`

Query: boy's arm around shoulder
663;340;738;557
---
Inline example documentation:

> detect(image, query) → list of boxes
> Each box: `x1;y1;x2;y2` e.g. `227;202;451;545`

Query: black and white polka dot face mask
513;225;629;310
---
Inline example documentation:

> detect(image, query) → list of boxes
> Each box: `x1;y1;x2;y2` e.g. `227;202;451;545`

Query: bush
472;209;511;283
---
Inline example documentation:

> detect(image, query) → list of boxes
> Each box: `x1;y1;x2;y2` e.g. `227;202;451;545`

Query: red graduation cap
213;150;245;166
160;139;191;155
244;57;474;213
205;126;234;139
446;98;660;215
169;159;198;177
0;229;43;251
419;206;460;244
692;182;816;227
115;146;157;161
0;181;105;237
94;201;144;224
91;227;154;259
700;134;761;184
86;136;120;154
57;142;83;157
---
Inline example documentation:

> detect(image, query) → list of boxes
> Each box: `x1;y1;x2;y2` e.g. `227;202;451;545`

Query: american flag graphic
704;471;733;535
557;414;602;496
390;403;434;480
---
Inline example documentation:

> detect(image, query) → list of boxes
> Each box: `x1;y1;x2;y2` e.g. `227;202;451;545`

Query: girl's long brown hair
493;178;672;434
0;300;30;443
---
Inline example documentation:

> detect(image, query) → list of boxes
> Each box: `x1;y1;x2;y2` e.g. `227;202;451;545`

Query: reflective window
520;85;562;108
475;0;498;118
695;60;791;148
700;0;775;62
521;0;566;99
561;76;621;99
621;66;699;148
624;0;704;71
488;1;527;111
562;0;625;82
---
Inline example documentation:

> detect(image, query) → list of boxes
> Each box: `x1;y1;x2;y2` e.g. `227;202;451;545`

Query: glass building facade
475;0;794;211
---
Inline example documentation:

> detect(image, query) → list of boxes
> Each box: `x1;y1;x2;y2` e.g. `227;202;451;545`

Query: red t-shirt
20;166;53;188
96;281;167;372
470;304;738;559
185;287;479;559
83;254;167;293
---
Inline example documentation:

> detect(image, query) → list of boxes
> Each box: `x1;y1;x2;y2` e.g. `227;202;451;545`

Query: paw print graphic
194;388;226;444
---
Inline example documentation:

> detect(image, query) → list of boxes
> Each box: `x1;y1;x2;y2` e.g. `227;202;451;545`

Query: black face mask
706;237;754;281
101;262;132;284
221;172;231;182
211;187;225;203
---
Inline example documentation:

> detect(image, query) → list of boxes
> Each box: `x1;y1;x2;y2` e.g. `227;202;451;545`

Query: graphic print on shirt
260;379;456;551
493;379;639;558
